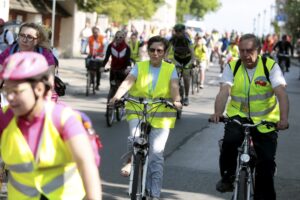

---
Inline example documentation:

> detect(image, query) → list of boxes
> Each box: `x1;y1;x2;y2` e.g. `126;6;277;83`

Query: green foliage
76;0;164;23
284;0;300;39
176;0;221;22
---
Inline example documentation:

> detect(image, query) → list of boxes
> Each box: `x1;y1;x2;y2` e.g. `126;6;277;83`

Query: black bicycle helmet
174;24;185;32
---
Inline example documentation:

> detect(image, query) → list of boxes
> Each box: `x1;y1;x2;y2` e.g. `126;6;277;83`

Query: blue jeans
80;38;88;54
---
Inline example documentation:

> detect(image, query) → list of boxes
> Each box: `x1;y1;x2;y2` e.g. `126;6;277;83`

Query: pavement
58;57;300;200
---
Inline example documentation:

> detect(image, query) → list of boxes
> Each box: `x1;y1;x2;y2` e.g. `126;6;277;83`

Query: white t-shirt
220;62;286;88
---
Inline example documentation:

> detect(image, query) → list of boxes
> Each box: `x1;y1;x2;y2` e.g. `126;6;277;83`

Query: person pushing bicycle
209;33;289;200
109;36;182;200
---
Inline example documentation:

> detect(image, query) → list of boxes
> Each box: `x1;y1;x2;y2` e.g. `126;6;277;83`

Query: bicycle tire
106;106;114;127
131;153;143;200
191;71;195;95
236;169;248;200
116;105;125;121
86;72;90;96
91;72;96;95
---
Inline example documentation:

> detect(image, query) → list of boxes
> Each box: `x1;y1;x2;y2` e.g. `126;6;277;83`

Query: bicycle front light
240;154;250;163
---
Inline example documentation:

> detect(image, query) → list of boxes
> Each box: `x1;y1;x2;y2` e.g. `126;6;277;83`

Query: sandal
120;162;131;177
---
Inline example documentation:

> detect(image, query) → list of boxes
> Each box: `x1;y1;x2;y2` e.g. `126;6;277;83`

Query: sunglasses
149;48;164;54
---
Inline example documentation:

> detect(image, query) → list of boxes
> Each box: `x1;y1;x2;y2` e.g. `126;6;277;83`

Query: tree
76;0;164;23
284;0;300;41
176;0;221;22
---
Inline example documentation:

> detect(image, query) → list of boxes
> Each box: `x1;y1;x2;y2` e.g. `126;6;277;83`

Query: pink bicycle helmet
0;52;49;80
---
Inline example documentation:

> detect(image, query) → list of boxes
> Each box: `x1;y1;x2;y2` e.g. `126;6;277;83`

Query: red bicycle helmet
0;52;49;81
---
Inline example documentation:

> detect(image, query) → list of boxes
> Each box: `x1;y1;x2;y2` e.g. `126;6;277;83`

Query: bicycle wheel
116;105;125;121
91;72;96;95
236;169;248;200
106;105;114;127
86;72;90;96
131;153;143;200
190;69;195;95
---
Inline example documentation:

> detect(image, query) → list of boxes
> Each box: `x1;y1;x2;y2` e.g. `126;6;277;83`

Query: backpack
233;56;271;83
3;30;8;44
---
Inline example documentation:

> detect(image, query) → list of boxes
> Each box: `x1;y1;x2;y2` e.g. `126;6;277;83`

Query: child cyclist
0;52;101;200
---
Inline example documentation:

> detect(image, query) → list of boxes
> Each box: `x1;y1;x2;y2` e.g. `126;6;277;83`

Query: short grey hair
239;33;261;50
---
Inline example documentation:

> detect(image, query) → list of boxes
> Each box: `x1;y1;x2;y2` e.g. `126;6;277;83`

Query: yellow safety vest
0;102;85;200
126;61;177;128
228;45;239;60
194;44;207;61
226;56;279;133
129;41;140;62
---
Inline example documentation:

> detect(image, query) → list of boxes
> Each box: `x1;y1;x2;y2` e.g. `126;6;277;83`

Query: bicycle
210;117;276;200
190;60;200;95
117;97;176;200
277;53;291;74
175;63;185;119
85;56;104;96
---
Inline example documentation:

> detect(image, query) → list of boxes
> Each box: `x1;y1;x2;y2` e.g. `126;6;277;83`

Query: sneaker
183;97;189;106
216;178;234;193
95;85;100;90
199;84;204;89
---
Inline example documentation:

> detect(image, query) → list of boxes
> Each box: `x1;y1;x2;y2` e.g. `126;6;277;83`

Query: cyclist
262;34;275;58
168;23;195;106
109;36;182;200
0;52;102;200
128;32;144;64
87;26;105;90
273;34;294;72
210;33;289;200
193;33;208;89
102;31;131;104
0;18;15;53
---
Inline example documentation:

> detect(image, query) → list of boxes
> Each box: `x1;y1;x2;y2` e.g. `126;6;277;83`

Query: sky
202;0;276;35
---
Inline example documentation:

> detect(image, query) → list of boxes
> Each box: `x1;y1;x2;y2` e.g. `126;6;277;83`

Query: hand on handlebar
173;101;182;110
276;119;289;130
209;113;225;123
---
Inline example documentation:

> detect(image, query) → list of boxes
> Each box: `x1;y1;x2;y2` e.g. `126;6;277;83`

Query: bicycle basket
86;58;103;71
54;76;66;96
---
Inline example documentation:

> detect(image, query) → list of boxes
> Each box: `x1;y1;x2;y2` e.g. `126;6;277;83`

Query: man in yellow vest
210;34;289;199
110;36;182;200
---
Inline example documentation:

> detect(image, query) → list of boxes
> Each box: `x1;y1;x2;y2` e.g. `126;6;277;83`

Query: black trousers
278;56;290;71
219;116;278;200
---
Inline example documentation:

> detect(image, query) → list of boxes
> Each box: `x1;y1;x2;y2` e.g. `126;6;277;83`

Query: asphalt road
59;58;300;200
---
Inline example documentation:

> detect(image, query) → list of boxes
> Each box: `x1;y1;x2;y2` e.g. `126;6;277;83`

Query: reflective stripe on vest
126;110;177;118
6;162;34;173
231;90;274;102
9;165;77;196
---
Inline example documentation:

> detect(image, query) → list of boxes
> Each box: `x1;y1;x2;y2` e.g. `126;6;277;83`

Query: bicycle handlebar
118;97;177;110
208;117;277;129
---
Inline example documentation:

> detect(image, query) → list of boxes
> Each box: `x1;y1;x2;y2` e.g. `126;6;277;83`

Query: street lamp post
262;9;266;37
257;13;261;37
253;17;256;34
51;0;56;47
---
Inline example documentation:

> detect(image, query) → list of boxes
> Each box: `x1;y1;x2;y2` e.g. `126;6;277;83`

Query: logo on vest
254;76;268;87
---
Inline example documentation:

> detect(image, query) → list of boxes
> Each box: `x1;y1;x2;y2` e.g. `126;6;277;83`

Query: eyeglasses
149;48;164;54
1;86;30;98
18;33;38;42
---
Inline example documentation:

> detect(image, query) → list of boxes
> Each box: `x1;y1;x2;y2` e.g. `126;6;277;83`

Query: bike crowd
0;16;298;200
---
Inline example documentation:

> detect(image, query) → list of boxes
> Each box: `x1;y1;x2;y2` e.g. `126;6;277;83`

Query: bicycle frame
120;97;175;200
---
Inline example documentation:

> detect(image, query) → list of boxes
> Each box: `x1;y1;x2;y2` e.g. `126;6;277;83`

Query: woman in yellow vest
194;34;208;89
109;36;182;199
0;52;101;200
210;34;289;199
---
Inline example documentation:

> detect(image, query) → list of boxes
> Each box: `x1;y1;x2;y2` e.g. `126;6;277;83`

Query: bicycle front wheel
86;72;90;96
116;105;125;121
106;106;114;127
236;169;248;200
131;153;143;200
